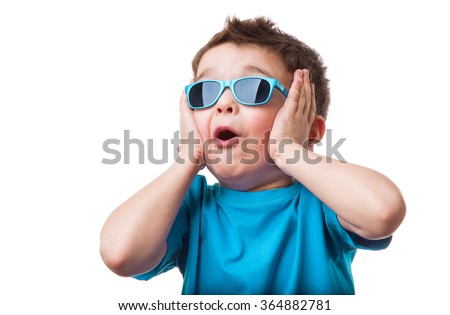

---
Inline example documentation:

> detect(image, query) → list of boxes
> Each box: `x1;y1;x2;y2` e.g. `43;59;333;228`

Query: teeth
218;129;237;140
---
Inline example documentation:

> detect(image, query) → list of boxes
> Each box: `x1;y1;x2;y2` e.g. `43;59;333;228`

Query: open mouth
217;129;238;141
213;127;240;146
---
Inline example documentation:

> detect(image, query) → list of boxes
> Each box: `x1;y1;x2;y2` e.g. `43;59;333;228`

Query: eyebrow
242;65;273;77
196;65;274;81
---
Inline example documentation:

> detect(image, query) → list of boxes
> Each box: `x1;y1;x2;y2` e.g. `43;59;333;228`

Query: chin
205;160;283;191
206;163;245;182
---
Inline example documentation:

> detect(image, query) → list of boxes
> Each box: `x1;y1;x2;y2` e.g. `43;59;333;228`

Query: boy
100;16;406;294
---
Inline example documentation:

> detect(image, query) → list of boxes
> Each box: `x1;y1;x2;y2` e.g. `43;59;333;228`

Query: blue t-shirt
134;175;391;294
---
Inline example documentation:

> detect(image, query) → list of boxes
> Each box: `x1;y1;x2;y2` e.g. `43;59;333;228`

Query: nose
215;89;238;115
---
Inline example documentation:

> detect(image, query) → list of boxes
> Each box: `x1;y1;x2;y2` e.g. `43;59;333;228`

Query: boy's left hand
268;69;316;159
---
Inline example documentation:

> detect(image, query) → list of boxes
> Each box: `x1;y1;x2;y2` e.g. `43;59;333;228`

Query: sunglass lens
189;81;221;108
234;78;271;105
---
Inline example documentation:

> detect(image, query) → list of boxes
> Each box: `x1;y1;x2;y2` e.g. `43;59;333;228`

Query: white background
1;0;449;314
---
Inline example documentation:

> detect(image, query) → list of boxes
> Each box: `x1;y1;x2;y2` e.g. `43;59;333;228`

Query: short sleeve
132;175;207;281
323;203;392;251
133;203;189;280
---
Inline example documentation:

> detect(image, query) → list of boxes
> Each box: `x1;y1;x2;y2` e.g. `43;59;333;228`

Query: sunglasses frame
185;76;289;109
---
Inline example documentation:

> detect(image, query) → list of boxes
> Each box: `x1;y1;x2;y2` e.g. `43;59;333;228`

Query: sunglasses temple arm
276;81;289;97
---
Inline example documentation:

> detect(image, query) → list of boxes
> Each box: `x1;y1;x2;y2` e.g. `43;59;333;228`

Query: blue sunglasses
185;76;289;109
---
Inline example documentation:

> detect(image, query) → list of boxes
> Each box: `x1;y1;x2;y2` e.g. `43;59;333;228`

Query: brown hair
191;16;330;119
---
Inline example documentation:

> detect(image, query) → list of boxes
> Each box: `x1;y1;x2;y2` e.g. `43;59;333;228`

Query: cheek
193;111;211;139
248;106;280;135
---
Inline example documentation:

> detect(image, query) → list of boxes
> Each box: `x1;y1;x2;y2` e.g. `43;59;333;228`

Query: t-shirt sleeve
322;203;392;251
133;202;189;280
132;175;207;281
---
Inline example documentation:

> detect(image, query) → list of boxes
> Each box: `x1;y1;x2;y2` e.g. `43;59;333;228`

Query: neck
219;175;295;192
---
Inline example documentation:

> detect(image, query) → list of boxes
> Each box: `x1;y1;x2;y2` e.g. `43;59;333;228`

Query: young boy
100;16;406;294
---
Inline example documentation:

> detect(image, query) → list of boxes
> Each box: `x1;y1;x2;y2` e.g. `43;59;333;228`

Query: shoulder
182;175;213;209
190;174;208;190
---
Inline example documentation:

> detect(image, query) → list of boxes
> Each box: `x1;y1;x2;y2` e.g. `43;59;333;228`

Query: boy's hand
178;90;204;168
269;69;316;160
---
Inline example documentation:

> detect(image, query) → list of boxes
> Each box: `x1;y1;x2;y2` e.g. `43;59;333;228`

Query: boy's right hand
178;90;204;168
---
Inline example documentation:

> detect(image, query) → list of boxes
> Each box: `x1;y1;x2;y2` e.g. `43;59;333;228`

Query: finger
284;69;302;112
179;89;195;135
309;83;317;124
297;70;306;115
180;90;186;105
179;89;192;114
180;78;195;111
301;69;312;116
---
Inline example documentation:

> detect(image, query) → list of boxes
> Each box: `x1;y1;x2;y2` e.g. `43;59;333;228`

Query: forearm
100;160;200;277
274;143;406;239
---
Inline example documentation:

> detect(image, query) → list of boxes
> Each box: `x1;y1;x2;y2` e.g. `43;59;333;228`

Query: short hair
191;16;331;119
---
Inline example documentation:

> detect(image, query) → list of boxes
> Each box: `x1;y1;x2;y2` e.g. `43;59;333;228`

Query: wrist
271;141;316;172
173;156;204;176
176;144;204;169
270;139;302;162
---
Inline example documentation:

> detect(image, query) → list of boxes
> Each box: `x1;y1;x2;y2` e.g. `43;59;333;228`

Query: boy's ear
308;115;326;147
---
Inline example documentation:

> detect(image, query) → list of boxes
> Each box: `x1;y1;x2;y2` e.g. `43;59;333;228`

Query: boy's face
193;43;293;190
